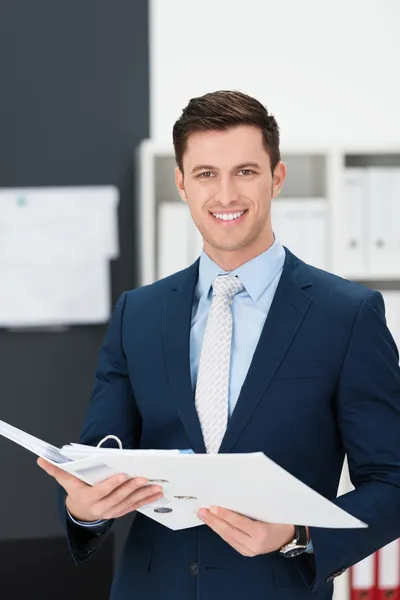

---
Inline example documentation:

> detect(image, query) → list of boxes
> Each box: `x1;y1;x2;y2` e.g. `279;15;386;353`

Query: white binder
380;291;400;361
340;169;369;278
366;168;399;277
351;554;375;594
271;198;328;270
157;202;202;280
0;418;367;532
377;540;400;593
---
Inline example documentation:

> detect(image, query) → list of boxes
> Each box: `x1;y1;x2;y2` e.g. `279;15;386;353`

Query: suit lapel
219;248;313;453
162;260;207;454
162;248;314;456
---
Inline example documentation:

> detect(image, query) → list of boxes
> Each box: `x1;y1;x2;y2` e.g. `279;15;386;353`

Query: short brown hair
172;90;280;174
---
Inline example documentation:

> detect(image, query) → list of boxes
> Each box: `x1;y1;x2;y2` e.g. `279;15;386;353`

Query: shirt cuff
66;506;108;528
306;539;314;554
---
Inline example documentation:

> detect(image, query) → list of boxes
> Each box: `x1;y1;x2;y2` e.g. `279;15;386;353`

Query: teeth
212;211;245;221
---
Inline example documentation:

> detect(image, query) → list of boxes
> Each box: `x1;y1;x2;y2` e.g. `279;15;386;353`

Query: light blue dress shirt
69;236;313;553
190;238;285;416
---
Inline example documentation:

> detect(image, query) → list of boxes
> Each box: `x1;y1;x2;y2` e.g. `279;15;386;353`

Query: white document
0;418;366;532
157;202;202;279
0;260;110;326
0;186;119;262
271;199;328;271
366;168;399;277
86;452;366;531
340;169;369;278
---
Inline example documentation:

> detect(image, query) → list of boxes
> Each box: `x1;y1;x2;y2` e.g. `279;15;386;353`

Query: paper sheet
0;186;119;261
0;186;118;326
0;260;110;326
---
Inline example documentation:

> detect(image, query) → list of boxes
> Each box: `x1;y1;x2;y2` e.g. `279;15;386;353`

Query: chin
206;238;251;253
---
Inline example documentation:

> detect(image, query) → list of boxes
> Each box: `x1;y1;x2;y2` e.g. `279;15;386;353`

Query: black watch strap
295;525;309;546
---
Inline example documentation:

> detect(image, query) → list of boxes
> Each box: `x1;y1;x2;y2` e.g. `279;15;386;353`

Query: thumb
37;457;88;492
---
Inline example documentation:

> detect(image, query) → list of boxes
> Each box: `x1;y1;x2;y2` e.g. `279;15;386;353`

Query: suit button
190;562;199;576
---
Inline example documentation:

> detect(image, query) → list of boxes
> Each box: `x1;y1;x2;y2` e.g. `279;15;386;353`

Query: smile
210;210;248;224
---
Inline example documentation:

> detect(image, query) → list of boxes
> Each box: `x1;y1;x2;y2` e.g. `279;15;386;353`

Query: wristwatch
279;525;309;558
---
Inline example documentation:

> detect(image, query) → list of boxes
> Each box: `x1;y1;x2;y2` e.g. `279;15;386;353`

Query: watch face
282;546;307;558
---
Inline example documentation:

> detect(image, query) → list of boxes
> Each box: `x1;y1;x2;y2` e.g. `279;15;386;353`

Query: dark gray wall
0;0;149;575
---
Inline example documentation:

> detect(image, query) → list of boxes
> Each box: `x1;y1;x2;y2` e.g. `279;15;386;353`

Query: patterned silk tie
195;275;244;454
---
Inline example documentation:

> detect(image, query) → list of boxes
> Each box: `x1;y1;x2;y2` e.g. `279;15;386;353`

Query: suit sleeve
58;291;142;564
295;290;400;590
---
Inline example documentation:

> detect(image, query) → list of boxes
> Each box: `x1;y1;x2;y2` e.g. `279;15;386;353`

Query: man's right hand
37;457;164;522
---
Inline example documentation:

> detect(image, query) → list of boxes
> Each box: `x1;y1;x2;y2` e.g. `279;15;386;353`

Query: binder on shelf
376;540;400;600
379;291;400;361
157;202;201;280
350;553;376;600
394;170;400;274
366;168;400;277
341;169;368;278
271;198;328;271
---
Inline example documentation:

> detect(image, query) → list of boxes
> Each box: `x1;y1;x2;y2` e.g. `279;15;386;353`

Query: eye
238;169;254;176
198;171;214;179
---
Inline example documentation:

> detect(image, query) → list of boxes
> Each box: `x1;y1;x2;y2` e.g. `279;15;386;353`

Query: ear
272;161;287;199
175;166;187;203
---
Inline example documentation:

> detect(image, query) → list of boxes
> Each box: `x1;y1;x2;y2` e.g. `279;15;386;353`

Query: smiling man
39;90;400;600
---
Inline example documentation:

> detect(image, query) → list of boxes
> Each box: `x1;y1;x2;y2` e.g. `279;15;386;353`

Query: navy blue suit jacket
60;247;400;600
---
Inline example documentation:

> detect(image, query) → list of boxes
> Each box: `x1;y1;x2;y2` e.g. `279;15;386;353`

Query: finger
202;516;254;556
96;478;156;508
198;509;251;546
88;473;136;503
37;457;87;491
96;483;163;519
208;506;255;536
111;491;164;519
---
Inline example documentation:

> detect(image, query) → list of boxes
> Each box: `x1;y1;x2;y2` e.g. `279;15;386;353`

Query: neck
203;231;275;272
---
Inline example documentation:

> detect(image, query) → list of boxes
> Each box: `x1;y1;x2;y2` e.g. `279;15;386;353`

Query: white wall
150;0;400;147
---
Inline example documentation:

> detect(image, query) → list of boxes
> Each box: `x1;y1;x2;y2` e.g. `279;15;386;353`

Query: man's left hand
197;507;295;557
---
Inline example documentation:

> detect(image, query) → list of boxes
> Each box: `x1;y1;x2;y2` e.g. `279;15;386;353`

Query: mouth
209;209;248;226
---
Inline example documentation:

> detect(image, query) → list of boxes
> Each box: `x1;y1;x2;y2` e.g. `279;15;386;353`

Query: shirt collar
197;235;286;303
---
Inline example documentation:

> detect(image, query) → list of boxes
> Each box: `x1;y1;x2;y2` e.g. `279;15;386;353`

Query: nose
216;175;240;207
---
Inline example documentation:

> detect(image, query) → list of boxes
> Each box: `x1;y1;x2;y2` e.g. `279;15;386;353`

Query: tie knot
212;275;244;300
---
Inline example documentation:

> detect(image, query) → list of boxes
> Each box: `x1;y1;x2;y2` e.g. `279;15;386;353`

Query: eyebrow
190;162;261;174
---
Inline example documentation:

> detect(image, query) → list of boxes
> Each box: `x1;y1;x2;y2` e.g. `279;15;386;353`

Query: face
175;124;286;269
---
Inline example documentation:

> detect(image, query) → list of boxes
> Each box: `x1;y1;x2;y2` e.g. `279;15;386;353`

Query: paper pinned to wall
0;186;119;327
0;260;110;327
0;186;119;262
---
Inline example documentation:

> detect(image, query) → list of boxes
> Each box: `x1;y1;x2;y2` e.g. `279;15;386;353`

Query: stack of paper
60;443;182;461
0;418;368;532
0;419;181;464
0;419;72;464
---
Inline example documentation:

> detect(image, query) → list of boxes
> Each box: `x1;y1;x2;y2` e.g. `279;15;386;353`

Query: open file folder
0;418;367;532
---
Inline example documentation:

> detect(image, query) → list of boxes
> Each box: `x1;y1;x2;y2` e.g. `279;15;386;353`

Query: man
38;90;400;600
